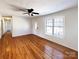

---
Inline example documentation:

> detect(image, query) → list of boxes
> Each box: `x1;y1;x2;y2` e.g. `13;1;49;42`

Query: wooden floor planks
0;32;78;59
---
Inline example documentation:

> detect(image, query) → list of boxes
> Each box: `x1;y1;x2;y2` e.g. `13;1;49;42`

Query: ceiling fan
23;8;39;16
9;4;39;16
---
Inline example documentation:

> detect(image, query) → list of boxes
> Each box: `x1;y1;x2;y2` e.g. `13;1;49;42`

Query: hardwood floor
0;32;78;59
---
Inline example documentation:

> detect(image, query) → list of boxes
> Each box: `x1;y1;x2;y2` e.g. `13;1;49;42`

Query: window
45;16;64;38
46;19;53;35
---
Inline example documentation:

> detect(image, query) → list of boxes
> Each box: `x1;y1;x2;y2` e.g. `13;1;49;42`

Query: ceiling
0;0;78;17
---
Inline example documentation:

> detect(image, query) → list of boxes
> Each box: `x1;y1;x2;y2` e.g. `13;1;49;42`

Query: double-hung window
45;16;64;38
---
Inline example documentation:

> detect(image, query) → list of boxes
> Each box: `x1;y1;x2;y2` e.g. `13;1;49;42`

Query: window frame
45;16;65;39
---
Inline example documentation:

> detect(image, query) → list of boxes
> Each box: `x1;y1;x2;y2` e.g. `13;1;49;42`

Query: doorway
1;16;12;37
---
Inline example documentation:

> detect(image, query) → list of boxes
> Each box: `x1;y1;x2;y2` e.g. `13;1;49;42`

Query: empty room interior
0;0;78;59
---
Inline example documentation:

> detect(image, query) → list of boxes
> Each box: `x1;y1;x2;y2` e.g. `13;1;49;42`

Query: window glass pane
46;26;52;35
46;19;53;26
47;19;52;23
54;27;63;37
54;18;64;26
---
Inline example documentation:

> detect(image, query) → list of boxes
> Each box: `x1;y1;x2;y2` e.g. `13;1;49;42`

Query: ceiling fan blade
31;13;34;16
32;12;39;14
8;4;39;16
23;13;28;14
8;4;27;12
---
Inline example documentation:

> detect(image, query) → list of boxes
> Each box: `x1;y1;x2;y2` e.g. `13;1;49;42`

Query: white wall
32;7;78;51
12;16;32;37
